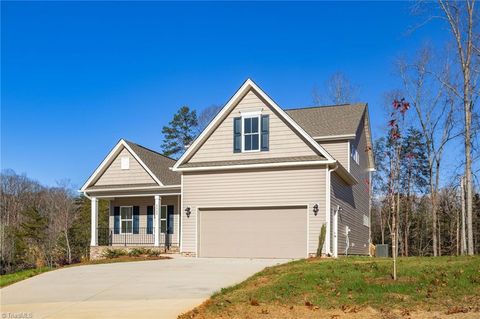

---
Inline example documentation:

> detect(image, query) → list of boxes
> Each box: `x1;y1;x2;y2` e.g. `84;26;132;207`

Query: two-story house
81;79;374;259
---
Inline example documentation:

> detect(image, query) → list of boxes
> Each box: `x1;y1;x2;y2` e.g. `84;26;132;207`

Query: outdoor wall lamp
185;207;191;218
313;204;319;216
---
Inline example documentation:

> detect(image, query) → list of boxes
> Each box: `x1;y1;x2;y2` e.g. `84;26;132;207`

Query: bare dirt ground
180;301;480;319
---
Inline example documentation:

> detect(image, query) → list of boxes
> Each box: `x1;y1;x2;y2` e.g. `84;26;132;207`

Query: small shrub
147;249;161;257
128;248;147;257
127;248;161;257
102;248;126;259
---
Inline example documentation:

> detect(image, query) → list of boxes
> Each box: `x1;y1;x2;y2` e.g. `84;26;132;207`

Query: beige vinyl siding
109;196;180;245
95;148;155;186
320;141;349;169
330;116;370;255
181;166;326;255
187;89;318;163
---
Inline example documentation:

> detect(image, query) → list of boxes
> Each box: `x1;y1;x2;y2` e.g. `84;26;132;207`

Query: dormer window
243;116;260;152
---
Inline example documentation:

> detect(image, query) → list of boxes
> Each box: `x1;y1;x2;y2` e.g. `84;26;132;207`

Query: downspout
325;162;338;256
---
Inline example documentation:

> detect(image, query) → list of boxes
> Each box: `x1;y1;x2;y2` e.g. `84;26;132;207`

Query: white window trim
241;115;261;153
120;206;133;234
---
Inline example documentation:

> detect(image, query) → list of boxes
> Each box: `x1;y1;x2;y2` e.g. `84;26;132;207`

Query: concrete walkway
0;256;288;319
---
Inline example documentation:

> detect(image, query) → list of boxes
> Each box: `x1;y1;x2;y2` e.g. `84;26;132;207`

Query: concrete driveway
1;256;288;319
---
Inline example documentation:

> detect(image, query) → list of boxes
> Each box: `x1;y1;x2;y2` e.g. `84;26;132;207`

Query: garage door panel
199;207;307;258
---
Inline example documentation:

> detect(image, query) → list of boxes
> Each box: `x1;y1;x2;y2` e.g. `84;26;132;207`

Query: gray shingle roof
285;103;366;138
179;155;326;168
124;140;181;186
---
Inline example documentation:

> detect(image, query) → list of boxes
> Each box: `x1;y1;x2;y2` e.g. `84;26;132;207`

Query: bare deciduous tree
437;0;479;255
326;71;357;105
47;181;78;264
398;47;457;256
311;72;358;105
196;104;222;134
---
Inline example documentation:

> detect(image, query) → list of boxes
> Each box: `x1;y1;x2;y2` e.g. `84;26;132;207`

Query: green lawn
180;256;480;318
0;267;52;288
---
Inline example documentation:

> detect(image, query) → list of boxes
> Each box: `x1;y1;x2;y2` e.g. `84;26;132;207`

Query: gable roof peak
172;79;336;170
81;138;180;191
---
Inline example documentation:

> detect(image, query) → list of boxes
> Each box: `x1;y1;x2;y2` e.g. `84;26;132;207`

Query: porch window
167;206;174;234
160;206;167;233
120;206;133;234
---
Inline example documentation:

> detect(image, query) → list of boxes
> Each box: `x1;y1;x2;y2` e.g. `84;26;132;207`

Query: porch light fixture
185;207;191;218
313;204;319;216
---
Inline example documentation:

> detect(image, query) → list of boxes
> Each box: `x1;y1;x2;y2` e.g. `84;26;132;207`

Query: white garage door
198;206;308;258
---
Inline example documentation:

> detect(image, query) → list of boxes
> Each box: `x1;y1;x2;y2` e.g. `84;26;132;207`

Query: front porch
80;139;183;259
89;193;181;259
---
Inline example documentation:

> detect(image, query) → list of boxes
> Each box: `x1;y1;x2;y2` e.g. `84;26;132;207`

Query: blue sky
2;1;455;188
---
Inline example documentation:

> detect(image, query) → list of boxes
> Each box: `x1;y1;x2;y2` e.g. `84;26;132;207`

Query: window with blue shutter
133;206;139;234
233;117;242;153
114;206;120;234
147;206;153;234
261;114;269;151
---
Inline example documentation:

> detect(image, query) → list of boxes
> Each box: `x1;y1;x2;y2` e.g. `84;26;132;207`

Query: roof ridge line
285;103;366;111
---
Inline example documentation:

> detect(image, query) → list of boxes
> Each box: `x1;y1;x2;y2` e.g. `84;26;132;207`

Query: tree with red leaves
387;98;410;280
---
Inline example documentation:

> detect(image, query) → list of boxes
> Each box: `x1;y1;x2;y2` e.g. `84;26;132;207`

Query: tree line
0;170;108;274
315;1;479;257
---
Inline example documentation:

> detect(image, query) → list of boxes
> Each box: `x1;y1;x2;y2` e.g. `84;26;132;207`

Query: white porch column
90;197;98;246
154;195;161;246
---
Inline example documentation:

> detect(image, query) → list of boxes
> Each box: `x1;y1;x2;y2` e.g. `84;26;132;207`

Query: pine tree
19;207;48;267
161;106;198;158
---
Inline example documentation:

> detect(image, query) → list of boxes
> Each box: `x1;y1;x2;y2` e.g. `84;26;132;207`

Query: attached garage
198;206;308;258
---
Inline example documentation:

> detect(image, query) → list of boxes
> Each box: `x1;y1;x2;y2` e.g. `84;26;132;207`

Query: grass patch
0;267;52;288
180;256;480;318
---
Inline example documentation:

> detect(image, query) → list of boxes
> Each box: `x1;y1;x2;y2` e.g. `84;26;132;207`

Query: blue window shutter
167;206;174;234
261;115;269;151
114;207;120;234
233;117;242;153
147;206;153;234
133;206;140;234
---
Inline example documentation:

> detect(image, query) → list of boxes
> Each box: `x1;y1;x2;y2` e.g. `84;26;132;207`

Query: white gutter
313;134;356;141
325;162;338;256
79;190;92;200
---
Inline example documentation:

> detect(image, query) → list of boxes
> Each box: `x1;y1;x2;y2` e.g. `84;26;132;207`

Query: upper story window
121;156;130;169
233;114;269;153
243;116;260;152
351;144;359;165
